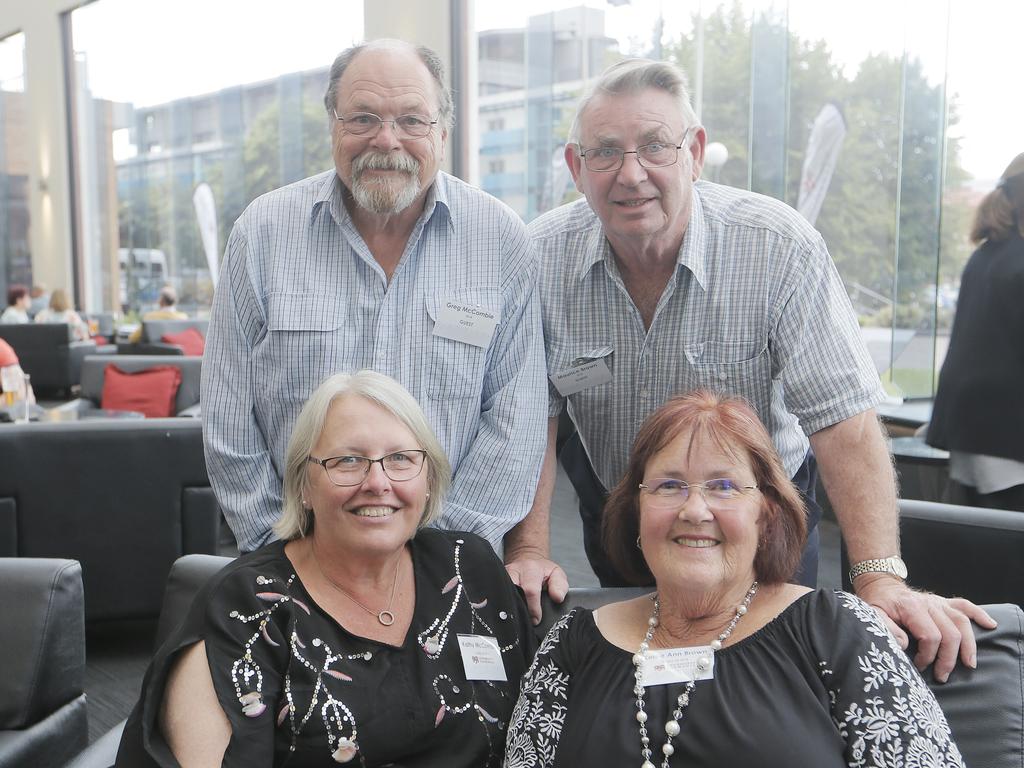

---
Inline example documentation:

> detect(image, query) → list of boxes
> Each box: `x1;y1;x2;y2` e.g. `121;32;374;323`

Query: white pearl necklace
632;582;758;768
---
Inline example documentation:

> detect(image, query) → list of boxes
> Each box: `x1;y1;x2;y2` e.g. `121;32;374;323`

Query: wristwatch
848;556;908;584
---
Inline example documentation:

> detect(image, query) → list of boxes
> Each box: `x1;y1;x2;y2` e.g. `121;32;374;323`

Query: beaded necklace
632;581;759;768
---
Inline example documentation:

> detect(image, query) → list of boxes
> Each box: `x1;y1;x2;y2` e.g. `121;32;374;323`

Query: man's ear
689;126;707;181
565;143;585;193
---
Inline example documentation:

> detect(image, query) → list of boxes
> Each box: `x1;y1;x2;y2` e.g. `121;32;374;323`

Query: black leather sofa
0;323;116;397
67;555;1024;768
118;319;208;356
0;558;88;768
52;354;203;418
0;419;220;621
842;498;1024;609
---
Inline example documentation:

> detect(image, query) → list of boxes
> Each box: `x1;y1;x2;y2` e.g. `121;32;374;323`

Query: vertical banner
797;102;847;226
193;183;219;288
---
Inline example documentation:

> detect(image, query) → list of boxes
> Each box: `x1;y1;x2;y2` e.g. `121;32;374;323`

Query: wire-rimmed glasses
308;450;427;486
332;109;438;139
578;127;695;172
638;477;758;510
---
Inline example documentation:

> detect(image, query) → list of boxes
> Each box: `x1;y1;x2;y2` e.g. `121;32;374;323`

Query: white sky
1;0;1016;183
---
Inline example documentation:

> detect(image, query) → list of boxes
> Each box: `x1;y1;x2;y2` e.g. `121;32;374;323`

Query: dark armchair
0;558;88;768
0;419;220;621
0;323;116;397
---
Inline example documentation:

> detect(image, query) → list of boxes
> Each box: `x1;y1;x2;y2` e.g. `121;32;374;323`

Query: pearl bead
633;653;644;666
662;743;675;756
642;761;657;768
737;604;747;615
648;616;659;627
636;710;648;723
665;720;681;737
698;656;710;668
710;639;722;650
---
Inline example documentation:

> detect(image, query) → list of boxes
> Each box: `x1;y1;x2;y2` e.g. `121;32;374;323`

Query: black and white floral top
116;529;535;768
505;589;964;768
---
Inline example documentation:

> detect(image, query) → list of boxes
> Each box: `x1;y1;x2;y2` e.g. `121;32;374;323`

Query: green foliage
662;2;971;396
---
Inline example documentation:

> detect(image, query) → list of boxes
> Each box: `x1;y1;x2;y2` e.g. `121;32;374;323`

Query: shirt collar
577;186;709;290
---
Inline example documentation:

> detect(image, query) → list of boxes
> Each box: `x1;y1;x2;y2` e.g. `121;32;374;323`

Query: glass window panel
66;0;363;317
0;31;30;303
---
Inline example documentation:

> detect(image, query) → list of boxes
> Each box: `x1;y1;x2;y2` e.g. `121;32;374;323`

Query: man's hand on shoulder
505;548;569;626
855;574;997;683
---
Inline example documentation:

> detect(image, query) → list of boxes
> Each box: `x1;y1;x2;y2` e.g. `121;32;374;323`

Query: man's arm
810;409;995;681
201;222;280;553
504;416;569;624
436;219;548;551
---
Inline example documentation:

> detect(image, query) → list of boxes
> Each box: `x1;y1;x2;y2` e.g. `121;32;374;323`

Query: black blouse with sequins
115;529;536;767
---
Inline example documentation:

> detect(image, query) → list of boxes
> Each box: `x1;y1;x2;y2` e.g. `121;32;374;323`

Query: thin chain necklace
311;544;403;627
633;581;758;768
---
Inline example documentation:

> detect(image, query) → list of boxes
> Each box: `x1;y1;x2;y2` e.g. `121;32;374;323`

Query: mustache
352;151;420;176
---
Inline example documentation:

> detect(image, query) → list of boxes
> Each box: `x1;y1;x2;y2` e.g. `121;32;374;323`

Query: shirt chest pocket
425;289;502;400
683;340;773;412
260;292;351;403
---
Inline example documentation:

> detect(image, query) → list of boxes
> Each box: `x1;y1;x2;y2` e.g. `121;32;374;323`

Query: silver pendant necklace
312;544;403;626
632;581;758;768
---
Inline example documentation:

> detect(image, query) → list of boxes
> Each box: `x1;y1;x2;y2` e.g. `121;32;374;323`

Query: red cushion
160;327;205;356
0;339;17;368
101;365;182;418
92;336;109;346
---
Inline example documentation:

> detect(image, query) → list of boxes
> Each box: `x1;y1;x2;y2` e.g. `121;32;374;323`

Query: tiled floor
82;464;842;743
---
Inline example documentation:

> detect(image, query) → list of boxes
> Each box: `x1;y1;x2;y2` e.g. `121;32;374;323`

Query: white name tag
640;646;715;686
457;634;507;681
551;359;613;396
433;301;498;348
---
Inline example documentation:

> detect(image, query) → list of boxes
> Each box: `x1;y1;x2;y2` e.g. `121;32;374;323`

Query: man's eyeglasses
308;450;427;486
638;477;758;510
333;110;438;139
578;127;695;173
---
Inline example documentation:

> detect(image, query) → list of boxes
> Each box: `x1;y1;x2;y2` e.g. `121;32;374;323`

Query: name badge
457;634;507;681
551;359;613;396
640;646;716;687
433;301;498;348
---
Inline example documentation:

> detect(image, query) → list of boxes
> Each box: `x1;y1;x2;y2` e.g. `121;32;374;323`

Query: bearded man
203;39;546;554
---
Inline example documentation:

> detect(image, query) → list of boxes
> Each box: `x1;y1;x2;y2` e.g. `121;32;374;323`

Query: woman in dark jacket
927;153;1024;511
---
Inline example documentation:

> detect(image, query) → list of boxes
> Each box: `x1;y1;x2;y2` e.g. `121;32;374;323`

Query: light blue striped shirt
202;170;547;552
532;181;885;490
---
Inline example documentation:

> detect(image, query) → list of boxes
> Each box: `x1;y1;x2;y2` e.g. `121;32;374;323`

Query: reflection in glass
0;32;30;303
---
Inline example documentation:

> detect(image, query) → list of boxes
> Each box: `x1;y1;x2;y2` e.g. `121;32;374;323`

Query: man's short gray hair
323;39;455;133
274;369;452;542
568;58;699;145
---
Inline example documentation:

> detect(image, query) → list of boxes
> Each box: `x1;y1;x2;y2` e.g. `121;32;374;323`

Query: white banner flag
193;183;219;288
797;103;846;226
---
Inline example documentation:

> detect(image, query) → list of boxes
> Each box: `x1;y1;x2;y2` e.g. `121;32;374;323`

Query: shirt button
499;611;508;620
718;372;728;381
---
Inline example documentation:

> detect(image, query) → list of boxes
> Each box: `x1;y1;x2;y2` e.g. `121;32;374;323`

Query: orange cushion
161;327;205;356
101;365;182;418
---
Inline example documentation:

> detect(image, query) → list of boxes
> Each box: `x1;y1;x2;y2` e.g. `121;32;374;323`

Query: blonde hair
273;370;451;541
49;288;71;313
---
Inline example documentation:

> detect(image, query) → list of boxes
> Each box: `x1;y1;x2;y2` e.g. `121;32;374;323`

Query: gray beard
350;153;422;215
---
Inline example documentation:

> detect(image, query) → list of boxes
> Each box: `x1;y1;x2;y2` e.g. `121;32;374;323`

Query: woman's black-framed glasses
308;450;427;486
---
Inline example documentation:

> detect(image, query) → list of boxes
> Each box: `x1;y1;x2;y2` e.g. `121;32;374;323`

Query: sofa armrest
0;559;85;729
116;342;184;356
177;403;202;418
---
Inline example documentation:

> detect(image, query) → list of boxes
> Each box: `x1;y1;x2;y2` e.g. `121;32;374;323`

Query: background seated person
33;288;90;341
116;370;536;767
129;285;189;342
1;284;31;324
505;391;969;768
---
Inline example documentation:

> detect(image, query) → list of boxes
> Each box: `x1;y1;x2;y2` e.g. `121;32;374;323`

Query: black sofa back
0;323;100;395
0;419;220;621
